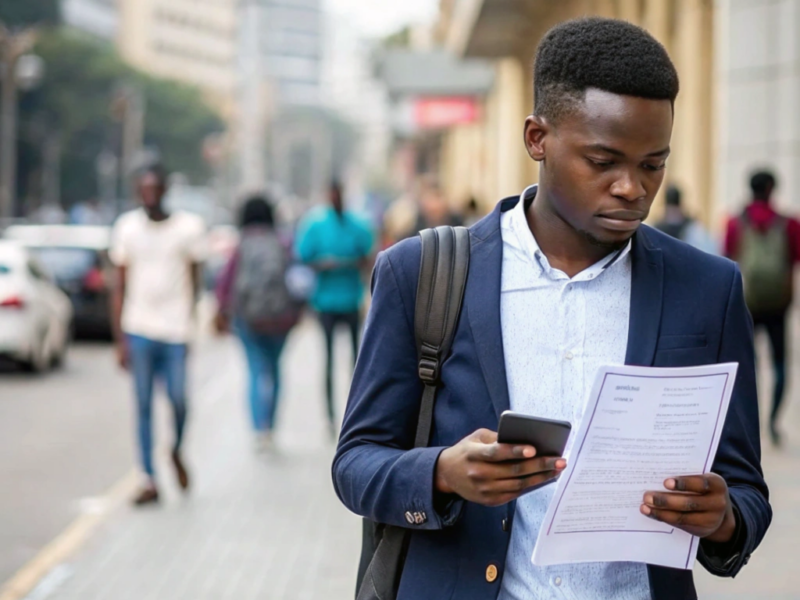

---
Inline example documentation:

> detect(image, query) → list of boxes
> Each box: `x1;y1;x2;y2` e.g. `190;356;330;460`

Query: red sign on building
414;97;479;129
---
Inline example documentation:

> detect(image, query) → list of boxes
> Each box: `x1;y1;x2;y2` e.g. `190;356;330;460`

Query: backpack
233;231;301;334
355;226;471;600
737;215;793;314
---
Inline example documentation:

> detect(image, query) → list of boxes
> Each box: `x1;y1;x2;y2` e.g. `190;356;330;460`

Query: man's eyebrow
585;144;671;158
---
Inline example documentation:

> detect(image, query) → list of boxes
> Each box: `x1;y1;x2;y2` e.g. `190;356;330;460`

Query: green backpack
737;215;793;314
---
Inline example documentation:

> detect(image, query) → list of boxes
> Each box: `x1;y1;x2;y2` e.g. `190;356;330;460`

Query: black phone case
497;411;572;456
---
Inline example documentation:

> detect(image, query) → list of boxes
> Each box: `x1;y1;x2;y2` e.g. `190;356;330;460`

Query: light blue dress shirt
497;187;650;600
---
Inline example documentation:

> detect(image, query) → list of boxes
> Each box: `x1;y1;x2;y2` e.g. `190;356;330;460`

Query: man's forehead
560;88;673;149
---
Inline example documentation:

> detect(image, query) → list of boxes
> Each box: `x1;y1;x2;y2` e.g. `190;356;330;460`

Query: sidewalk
19;314;800;599
33;319;362;600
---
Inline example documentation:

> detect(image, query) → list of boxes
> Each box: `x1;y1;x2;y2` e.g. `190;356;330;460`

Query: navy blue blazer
333;196;771;600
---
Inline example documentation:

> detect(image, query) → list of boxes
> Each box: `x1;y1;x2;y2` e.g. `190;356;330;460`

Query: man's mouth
596;211;645;232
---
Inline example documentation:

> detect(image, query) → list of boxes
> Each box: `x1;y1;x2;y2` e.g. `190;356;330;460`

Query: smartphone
497;411;572;456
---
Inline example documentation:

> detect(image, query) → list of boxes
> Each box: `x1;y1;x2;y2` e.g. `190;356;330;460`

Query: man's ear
524;115;549;162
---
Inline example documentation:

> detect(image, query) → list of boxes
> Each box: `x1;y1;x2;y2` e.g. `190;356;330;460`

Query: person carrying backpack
725;170;800;446
215;196;302;451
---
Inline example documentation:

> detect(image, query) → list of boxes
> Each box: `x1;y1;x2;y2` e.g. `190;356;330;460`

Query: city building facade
117;0;238;117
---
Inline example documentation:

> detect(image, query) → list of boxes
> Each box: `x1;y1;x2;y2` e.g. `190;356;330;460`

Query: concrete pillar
594;0;619;18
618;0;642;24
495;57;526;198
643;0;672;47
670;0;714;227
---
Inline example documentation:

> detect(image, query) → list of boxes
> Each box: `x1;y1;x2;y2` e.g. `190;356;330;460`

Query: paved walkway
29;320;362;600
15;314;800;600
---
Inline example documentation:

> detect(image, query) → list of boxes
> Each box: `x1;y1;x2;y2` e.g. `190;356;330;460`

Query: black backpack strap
354;226;470;600
412;226;470;448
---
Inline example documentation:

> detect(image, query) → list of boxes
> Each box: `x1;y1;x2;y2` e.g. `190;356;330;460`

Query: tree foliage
18;29;224;208
0;0;60;29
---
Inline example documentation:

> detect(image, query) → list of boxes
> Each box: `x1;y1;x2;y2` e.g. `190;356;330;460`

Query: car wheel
52;321;72;369
22;335;49;373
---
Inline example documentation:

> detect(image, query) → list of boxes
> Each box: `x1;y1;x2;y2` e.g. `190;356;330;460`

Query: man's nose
610;172;646;202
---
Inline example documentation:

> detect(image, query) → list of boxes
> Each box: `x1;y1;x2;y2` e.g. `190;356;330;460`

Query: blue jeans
235;319;287;432
127;334;189;477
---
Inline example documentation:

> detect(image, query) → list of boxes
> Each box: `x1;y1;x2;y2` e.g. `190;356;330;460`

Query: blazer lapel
625;227;664;366
467;204;512;419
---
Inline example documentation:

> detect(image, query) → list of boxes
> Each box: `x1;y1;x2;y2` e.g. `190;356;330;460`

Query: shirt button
554;576;562;586
564;351;573;360
486;564;498;583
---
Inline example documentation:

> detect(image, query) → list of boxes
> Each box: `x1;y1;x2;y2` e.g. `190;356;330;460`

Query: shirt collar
509;184;632;281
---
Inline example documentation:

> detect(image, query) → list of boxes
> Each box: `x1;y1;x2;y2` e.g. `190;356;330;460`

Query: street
0;343;131;584
0;316;798;599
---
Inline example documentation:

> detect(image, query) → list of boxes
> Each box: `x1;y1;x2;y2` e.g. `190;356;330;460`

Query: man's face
525;88;673;248
137;172;165;212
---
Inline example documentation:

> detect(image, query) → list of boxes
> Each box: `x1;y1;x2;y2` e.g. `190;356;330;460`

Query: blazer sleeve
332;246;463;530
698;264;772;577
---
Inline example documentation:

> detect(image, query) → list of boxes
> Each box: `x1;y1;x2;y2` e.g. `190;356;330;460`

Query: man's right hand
116;340;129;370
434;429;566;507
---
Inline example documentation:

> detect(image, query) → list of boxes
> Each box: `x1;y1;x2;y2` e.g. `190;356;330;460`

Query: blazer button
413;511;427;524
501;518;509;532
405;511;415;524
486;564;498;583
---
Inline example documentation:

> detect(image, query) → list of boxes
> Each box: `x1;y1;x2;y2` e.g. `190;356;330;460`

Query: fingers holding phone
434;428;567;508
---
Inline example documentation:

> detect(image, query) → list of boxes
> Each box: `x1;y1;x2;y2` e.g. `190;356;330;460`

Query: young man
111;165;206;505
725;170;800;445
295;181;374;435
334;18;770;600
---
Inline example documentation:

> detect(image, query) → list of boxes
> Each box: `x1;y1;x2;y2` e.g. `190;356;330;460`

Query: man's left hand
641;474;736;543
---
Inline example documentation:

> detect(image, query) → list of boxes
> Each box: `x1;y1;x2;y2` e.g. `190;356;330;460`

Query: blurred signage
414;97;479;129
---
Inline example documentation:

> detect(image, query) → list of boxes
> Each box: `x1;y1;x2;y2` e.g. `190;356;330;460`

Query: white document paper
532;362;739;570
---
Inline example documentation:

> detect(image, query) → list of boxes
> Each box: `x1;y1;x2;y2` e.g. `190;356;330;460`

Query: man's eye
643;163;667;172
589;159;614;168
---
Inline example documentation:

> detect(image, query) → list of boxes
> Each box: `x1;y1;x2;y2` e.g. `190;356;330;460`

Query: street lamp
0;26;41;222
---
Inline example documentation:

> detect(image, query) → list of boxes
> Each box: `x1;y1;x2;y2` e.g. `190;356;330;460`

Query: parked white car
0;241;73;372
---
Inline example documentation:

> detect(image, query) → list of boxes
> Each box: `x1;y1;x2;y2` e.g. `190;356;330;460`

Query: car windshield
29;247;97;280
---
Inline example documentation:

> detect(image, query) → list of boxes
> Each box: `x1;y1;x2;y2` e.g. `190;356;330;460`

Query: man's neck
145;206;169;222
526;186;617;278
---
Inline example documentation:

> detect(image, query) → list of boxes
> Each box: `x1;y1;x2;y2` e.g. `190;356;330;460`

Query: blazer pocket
657;334;708;351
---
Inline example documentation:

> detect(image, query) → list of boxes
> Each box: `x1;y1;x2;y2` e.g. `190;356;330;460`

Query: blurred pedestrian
110;164;207;506
725;170;800;445
654;185;717;254
415;177;463;232
295;181;374;437
215;196;302;451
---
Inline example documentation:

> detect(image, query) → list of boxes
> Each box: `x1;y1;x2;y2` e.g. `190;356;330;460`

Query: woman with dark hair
215;195;301;450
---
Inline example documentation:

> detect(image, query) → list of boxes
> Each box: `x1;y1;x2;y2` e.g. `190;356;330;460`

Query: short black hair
240;195;275;228
666;185;682;207
534;17;680;122
136;163;169;187
750;170;776;199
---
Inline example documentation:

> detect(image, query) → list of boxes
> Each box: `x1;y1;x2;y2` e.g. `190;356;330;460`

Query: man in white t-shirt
111;165;207;506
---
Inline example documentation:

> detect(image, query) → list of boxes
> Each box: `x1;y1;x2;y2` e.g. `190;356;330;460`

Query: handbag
355;225;471;600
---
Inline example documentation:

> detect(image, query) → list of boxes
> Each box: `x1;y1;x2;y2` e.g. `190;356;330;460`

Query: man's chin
578;227;634;252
